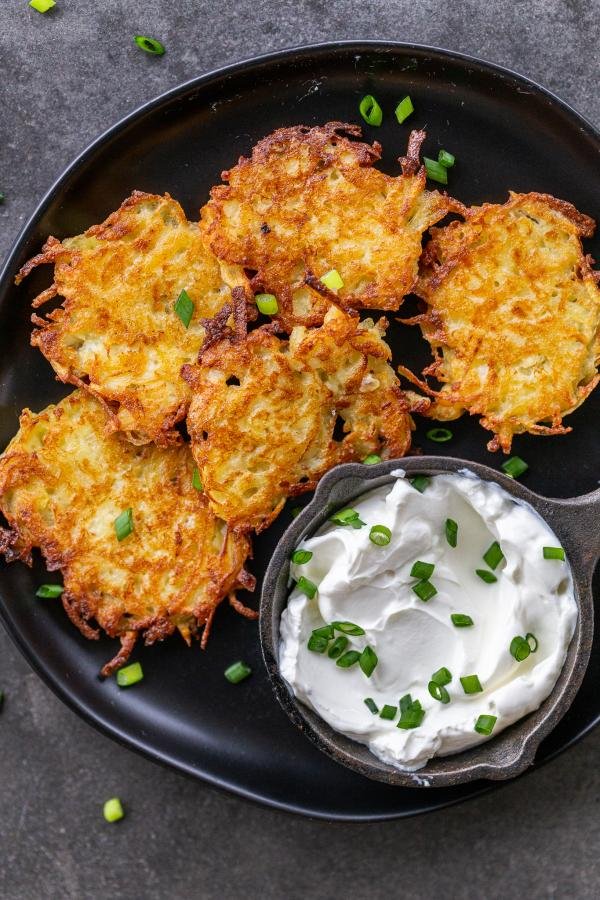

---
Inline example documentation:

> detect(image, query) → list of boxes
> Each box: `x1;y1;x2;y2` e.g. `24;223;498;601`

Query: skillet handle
536;488;600;581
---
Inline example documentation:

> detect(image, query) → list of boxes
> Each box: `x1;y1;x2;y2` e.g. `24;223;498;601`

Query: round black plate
1;42;599;822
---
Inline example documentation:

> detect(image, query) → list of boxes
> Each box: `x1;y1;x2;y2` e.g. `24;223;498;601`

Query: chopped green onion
291;506;302;518
359;94;383;127
369;525;391;546
114;507;134;542
103;798;124;823
428;682;450;704
320;269;344;292
328;636;349;659
445;518;458;548
501;456;528;478
192;467;203;491
364;697;379;715
359;646;378;677
296;576;318;599
174;289;194;328
410;560;435;580
474;714;497;736
29;0;55;11
451;613;474;627
336;650;361;668
255;293;278;315
412;580;437;602
332;621;365;636
399;694;418;714
426;427;452;443
291;549;313;565
362;453;382;465
312;624;334;640
307;633;329;653
134;35;166;55
438;149;455;168
431;666;452;686
526;632;538;652
395;96;414;124
483;541;504;570
224;660;252;683
36;584;64;598
398;700;425;729
510;636;531;662
410;475;430;493
543;546;565;561
424;157;448;185
460;674;483;694
476;569;497;584
379;704;397;720
116;662;144;688
330;508;365;528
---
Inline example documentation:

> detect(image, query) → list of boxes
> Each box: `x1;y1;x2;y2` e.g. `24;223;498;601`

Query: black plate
1;42;599;822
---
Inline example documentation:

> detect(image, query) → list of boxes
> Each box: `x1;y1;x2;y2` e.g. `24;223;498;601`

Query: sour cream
279;472;577;771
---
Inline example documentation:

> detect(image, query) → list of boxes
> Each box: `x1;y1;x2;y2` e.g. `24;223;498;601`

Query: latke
400;192;600;451
201;123;451;327
183;306;414;531
17;191;251;446
0;391;254;675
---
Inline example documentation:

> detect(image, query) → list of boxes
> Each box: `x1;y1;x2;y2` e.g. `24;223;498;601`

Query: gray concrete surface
1;1;599;898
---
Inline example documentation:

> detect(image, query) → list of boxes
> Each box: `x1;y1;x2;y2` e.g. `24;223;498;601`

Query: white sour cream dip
279;472;577;771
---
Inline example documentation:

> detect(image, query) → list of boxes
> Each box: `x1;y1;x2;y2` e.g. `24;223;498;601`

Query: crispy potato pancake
183;306;413;531
0;391;254;675
201;123;451;327
401;192;600;451
16;191;251;446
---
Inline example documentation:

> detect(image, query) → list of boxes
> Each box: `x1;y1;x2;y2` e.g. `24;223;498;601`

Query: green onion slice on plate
423;157;448;184
224;660;252;683
359;94;383;126
395;96;414;123
426;427;452;442
36;584;64;598
116;662;144;688
501;456;528;478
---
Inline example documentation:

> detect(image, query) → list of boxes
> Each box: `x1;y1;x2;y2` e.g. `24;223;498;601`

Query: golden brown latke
201;123;452;327
183;306;414;532
0;391;254;675
16;191;252;446
400;192;600;452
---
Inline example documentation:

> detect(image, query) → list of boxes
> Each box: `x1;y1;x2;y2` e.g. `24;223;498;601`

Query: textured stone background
1;2;599;898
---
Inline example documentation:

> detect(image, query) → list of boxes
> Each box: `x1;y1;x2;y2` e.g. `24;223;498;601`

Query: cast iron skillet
261;458;599;787
0;42;599;821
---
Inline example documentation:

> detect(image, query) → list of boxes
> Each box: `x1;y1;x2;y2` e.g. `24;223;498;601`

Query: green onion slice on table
134;35;166;55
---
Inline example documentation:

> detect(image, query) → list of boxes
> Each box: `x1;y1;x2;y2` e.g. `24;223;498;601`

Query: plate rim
1;39;599;822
